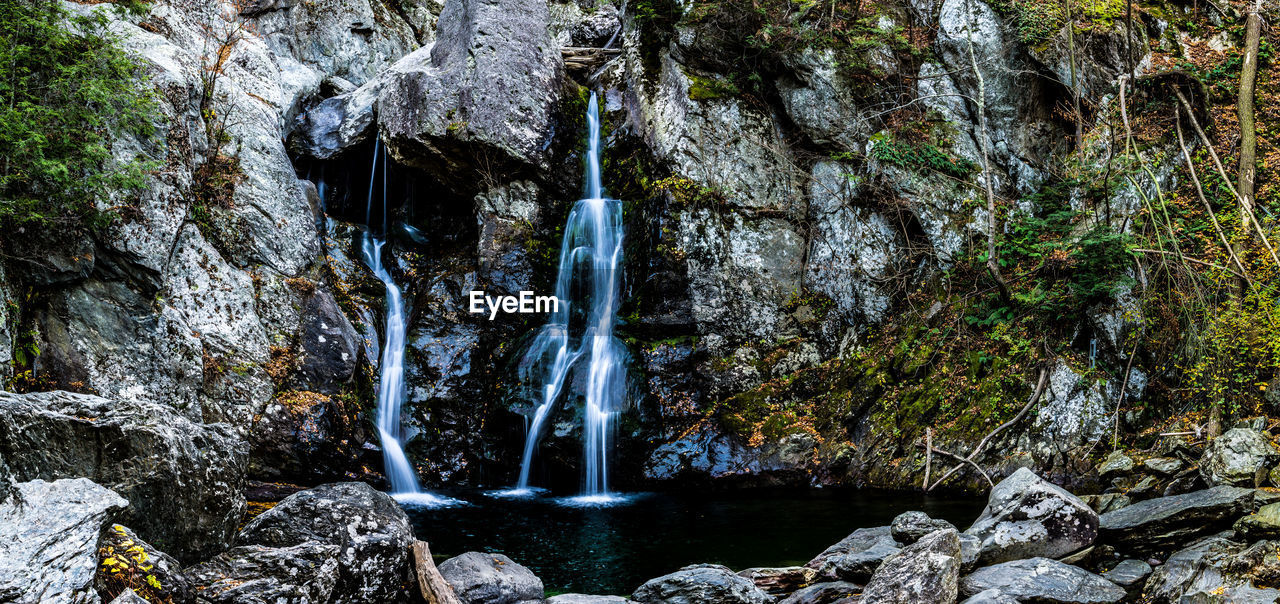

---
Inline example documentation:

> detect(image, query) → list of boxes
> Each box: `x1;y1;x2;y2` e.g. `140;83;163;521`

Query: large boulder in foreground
0;478;127;603
1199;428;1279;487
0;390;246;562
1098;486;1255;555
1142;534;1280;603
960;558;1125;603
378;0;563;188
964;468;1098;565
185;543;342;603
439;552;544;604
632;564;772;604
892;511;958;546
861;528;962;604
805;525;902;581
236;482;414;604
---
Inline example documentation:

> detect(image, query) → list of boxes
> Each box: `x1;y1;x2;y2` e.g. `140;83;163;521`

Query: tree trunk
1238;0;1262;235
963;0;1010;300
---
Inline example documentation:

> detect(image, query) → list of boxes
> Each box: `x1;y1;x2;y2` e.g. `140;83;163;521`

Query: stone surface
1081;493;1131;515
959;558;1125;603
1200;429;1279;487
1101;558;1151;588
1235;502;1280;540
1098;451;1135;477
95;524;193;604
964;468;1099;565
0;478;127;604
632;564;772;604
806;526;902;582
185;543;342;603
439;552;545;604
547;595;629;604
860;528;961;604
0;390;246;563
736;566;817;596
1098;486;1255;554
248;390;369;484
1145;457;1184;476
644;427;817;485
777;581;862;604
237;482;415;603
891;511;958;546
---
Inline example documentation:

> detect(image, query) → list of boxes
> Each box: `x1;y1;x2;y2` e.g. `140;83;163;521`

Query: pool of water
404;488;986;595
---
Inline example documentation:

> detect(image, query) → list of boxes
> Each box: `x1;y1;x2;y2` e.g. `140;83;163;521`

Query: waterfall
359;139;459;507
508;93;628;501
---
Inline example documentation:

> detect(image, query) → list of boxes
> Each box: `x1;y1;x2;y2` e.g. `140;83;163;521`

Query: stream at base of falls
404;488;985;595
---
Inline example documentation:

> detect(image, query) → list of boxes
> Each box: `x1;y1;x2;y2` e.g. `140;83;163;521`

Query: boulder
1097;451;1135;478
1098;486;1254;555
185;543;342;603
1180;584;1280;603
959;558;1125;603
1234;502;1280;540
959;590;1019;604
108;589;149;604
438;552;544;604
248;390;367;484
736;566;817;596
1081;493;1131;515
1101;558;1151;589
547;596;628;604
806;526;902;582
891;511;957;545
378;0;564;187
1142;534;1247;603
288;290;362;394
632;564;772;604
778;582;861;604
0;478;128;604
860;528;961;604
95;524;193;604
964;468;1098;564
236;482;415;603
0;390;246;562
1200;429;1279;487
1145;457;1184;476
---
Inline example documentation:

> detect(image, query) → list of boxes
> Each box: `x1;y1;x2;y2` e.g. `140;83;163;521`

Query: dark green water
405;488;985;595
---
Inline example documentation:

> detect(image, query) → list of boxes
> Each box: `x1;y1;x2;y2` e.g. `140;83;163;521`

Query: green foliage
869;132;977;179
985;0;1066;46
687;73;741;101
0;0;156;241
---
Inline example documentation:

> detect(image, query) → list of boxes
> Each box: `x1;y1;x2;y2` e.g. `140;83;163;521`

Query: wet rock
891;511;958;546
632;564;772;604
1129;475;1163;500
860;528;961;604
643;426;817;486
185;543;342;603
288;290;361;393
1031;362;1113;454
778;581;862;604
1181;584;1280;603
1200;428;1279;487
1102;558;1151;589
964;468;1098;565
1081;493;1131;515
237;482;415;603
379;0;563;187
95;524;193;604
439;552;544;604
1098;486;1255;555
547;595;628;604
0;390;246;563
1097;451;1135;478
0;478;127;604
108;589;149;604
959;590;1019;604
1142;534;1246;603
736;566;817;596
806;526;902;582
248;390;368;484
959;558;1125;603
1145;457;1184;476
1234;502;1280;540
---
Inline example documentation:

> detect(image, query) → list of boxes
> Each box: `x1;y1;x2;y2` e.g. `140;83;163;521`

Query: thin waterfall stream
504;92;628;502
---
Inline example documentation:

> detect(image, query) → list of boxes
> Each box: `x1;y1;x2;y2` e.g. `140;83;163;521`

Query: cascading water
506;93;628;503
360;139;459;507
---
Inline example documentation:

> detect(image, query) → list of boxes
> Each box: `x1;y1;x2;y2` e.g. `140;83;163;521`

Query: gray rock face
185;543;342;603
1031;362;1112;454
1142;535;1245;603
736;566;817;596
861;528;961;604
959;590;1019;604
1101;559;1151;588
379;0;563;186
237;482;415;603
107;589;149;604
289;290;362;394
633;564;772;604
439;552;544;604
0;478;128;604
892;511;958;546
959;558;1125;603
0;390;246;563
1097;451;1135;477
248;390;367;484
1098;486;1255;555
1145;457;1184;476
1234;502;1280;540
777;581;861;604
1200;429;1279;487
643;427;817;485
964;468;1098;565
546;595;628;604
1081;493;1131;515
806;526;902;582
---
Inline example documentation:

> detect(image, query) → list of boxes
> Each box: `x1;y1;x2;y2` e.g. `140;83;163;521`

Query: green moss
687;73;740;101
